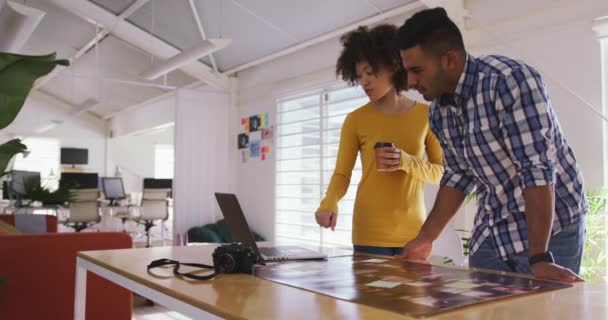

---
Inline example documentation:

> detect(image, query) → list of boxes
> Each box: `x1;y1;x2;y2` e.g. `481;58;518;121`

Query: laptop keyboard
259;247;291;257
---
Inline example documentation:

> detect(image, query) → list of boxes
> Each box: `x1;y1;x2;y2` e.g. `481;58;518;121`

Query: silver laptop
214;193;327;261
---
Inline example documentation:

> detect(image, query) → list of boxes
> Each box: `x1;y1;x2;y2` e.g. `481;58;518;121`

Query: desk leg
74;258;87;320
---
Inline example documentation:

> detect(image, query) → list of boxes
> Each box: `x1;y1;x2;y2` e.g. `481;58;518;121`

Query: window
12;137;60;190
154;144;174;179
275;86;369;247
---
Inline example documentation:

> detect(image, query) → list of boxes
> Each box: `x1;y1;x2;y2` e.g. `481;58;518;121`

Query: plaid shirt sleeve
497;67;556;188
429;109;477;194
439;142;477;194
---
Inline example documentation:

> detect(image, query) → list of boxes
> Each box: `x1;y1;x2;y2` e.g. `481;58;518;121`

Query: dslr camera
212;242;258;274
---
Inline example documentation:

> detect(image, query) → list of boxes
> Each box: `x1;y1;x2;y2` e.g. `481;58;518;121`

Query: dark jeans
469;218;585;275
353;245;403;256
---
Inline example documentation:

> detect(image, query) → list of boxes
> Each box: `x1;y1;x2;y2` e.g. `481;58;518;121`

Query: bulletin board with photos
254;255;571;318
238;112;273;163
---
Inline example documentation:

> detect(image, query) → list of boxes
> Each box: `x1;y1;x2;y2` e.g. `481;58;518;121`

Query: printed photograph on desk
254;255;572;318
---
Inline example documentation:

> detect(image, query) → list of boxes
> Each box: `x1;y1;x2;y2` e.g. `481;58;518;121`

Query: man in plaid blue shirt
395;8;587;282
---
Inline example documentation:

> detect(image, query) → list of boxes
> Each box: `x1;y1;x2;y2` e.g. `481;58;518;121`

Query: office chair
137;188;170;247
63;189;100;232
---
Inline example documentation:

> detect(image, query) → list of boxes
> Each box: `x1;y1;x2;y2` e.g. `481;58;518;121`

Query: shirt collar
453;53;477;102
436;53;477;111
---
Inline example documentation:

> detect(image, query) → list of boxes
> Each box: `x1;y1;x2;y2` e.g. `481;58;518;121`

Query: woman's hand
315;210;337;231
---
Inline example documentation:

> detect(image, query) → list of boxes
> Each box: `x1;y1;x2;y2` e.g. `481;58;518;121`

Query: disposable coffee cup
374;142;395;171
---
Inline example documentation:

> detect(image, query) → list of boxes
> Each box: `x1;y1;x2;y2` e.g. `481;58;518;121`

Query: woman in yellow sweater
315;24;444;256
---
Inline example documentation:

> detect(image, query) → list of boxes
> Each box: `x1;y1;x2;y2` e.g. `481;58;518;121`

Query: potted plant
0;52;69;175
580;190;608;283
19;178;74;206
0;52;69;289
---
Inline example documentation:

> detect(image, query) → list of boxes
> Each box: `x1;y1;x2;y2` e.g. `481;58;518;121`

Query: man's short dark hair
336;24;407;92
397;7;465;56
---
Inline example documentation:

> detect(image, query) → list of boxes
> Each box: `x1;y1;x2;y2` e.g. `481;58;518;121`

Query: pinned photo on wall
241;118;249;132
241;149;250;163
249;115;261;132
238;133;249;149
261;127;273;140
261;145;270;160
250;140;261;157
260;112;270;128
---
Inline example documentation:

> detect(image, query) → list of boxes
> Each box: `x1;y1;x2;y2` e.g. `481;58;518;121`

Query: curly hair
336;24;407;92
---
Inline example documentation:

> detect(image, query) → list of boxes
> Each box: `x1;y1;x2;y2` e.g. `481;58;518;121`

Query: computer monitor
59;172;99;189
102;177;126;205
143;178;172;189
9;170;40;196
60;148;88;167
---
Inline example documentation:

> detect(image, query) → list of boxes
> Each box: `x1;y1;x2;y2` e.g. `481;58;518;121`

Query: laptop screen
214;193;261;257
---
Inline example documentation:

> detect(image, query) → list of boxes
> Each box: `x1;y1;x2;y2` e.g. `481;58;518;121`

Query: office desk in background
75;244;607;320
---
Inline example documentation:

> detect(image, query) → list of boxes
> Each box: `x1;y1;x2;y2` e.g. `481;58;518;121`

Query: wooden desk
75;245;606;320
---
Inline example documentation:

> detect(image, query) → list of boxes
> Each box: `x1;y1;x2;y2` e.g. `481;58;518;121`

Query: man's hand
395;236;433;261
530;262;584;282
315;210;337;231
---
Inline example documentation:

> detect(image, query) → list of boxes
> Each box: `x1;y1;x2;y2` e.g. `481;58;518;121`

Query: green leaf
0;138;27;177
0;52;69;129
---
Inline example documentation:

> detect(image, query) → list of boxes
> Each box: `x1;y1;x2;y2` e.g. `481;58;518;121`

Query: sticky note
361;259;389;263
366;280;401;288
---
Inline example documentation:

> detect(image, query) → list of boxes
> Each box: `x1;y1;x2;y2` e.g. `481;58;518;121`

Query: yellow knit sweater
318;102;443;247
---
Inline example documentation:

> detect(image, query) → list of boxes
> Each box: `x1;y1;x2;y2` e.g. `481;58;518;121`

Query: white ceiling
4;0;418;121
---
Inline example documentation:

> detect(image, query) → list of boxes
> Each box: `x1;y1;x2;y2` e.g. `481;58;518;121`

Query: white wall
106;128;174;194
235;0;606;238
110;94;176;137
173;89;235;243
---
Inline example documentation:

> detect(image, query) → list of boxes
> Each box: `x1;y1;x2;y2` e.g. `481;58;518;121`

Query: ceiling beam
48;0;229;89
35;0;149;90
102;79;211;120
188;0;218;73
223;1;425;75
594;16;608;39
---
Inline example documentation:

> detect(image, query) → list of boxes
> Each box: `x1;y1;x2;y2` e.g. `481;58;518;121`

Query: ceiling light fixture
140;38;231;80
0;1;45;52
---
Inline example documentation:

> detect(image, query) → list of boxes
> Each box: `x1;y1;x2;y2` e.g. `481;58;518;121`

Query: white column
593;15;608;282
593;17;608;186
173;88;231;244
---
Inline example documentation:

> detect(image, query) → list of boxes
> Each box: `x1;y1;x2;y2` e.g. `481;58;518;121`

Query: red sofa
0;231;133;320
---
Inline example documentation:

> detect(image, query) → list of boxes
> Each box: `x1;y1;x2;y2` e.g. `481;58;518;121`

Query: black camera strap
147;258;217;280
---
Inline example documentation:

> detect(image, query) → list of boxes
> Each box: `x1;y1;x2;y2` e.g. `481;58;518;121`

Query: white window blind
154;144;174;179
275;86;369;247
12;137;60;190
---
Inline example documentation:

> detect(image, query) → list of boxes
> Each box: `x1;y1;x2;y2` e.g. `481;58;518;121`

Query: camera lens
216;253;236;273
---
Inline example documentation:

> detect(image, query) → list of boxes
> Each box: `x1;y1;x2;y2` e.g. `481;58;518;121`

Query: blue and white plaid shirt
429;54;588;260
